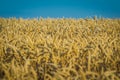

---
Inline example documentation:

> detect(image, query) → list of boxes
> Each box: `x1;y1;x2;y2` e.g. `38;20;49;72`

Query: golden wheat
0;18;120;80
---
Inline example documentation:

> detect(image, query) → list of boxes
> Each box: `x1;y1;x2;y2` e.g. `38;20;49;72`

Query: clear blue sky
0;0;120;18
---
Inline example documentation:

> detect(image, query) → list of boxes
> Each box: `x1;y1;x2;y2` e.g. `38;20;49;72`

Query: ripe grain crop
0;18;120;80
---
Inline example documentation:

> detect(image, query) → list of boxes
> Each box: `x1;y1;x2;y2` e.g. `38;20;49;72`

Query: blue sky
0;0;120;18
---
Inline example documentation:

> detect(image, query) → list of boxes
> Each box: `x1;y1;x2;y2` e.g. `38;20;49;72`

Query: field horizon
0;16;120;20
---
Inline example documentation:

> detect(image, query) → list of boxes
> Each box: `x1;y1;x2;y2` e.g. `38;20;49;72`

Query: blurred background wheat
0;18;120;80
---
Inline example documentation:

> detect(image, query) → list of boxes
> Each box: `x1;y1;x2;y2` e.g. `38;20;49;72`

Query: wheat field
0;18;120;80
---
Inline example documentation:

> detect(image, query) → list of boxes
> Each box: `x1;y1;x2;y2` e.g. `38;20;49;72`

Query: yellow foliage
0;18;120;80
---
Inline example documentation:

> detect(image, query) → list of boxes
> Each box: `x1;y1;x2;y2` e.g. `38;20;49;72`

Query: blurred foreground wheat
0;18;120;80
